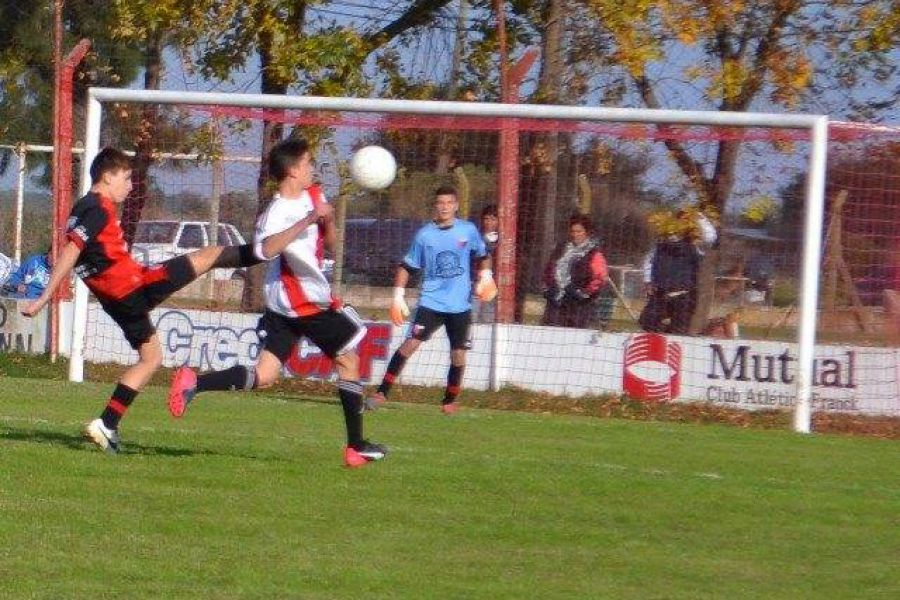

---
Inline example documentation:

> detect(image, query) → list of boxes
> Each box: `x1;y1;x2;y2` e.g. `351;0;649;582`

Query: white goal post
70;86;829;434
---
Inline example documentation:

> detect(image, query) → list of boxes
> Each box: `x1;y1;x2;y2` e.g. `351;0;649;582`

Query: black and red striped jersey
66;192;146;301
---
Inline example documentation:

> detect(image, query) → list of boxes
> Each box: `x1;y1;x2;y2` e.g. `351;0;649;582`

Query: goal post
69;86;831;433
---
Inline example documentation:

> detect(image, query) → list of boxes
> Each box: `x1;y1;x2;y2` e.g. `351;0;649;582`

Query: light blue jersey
403;219;487;313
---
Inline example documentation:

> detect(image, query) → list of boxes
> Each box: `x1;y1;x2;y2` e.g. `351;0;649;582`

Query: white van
131;220;247;281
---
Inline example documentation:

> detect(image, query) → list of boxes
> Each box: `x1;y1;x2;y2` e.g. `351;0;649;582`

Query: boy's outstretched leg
168;363;259;418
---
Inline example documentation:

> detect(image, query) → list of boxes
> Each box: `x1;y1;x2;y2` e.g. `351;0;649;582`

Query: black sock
101;383;138;430
338;380;364;447
377;352;408;396
212;244;263;269
197;366;257;392
237;244;263;267
444;364;464;404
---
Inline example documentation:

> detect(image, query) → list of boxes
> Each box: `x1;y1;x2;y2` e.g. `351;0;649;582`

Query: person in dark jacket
542;214;609;329
639;209;717;334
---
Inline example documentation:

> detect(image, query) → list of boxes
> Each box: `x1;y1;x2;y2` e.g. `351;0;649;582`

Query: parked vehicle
131;220;247;281
341;218;423;286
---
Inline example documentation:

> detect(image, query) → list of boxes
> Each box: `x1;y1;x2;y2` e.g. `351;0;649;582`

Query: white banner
80;303;899;416
0;298;49;355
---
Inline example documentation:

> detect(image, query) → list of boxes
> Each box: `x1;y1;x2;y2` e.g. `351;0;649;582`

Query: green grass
0;377;897;599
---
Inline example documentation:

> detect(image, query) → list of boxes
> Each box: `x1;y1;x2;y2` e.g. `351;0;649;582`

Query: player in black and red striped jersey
22;147;305;453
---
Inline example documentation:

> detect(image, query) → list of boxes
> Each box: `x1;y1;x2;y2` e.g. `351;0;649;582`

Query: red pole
494;0;516;322
50;0;64;361
58;39;92;230
493;0;539;323
50;35;92;360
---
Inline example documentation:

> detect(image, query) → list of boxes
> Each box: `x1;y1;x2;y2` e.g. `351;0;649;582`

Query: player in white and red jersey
167;138;386;467
256;176;334;318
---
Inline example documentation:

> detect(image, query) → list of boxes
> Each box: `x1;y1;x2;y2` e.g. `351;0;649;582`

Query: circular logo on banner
622;333;681;401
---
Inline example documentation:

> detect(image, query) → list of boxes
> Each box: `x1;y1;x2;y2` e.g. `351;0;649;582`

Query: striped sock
444;364;464;404
377;352;408;397
100;383;138;430
197;365;257;392
338;379;364;447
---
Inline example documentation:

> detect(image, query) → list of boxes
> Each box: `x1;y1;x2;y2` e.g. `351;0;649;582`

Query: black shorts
101;254;196;349
257;306;367;362
408;306;471;350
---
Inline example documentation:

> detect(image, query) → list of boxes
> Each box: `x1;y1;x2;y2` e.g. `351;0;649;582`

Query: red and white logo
622;333;681;401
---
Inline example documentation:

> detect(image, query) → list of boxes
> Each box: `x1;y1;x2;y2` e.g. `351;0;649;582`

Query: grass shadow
0;426;274;459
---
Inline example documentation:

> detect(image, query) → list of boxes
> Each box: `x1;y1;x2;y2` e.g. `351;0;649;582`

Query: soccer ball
349;146;397;190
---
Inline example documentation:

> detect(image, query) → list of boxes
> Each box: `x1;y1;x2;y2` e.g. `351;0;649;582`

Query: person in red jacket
542;214;609;329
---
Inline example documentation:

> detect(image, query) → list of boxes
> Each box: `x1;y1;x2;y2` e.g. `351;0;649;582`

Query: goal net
66;88;900;430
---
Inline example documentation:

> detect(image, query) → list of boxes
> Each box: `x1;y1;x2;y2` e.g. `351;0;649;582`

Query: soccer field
0;376;897;599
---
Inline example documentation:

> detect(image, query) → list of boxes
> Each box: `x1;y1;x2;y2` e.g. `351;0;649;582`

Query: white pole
14;144;26;264
793;117;830;433
67;96;102;382
89;87;823;130
489;321;503;392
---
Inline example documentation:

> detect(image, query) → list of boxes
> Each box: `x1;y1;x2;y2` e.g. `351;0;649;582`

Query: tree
0;1;142;174
151;0;458;306
776;137;900;302
571;0;899;329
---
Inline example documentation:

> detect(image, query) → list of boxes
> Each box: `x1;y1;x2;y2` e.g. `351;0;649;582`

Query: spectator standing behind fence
1;250;51;299
471;204;499;324
542;214;609;329
639;209;717;334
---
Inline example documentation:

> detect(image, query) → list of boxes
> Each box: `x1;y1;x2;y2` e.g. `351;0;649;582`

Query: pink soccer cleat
168;366;197;418
440;402;459;415
343;440;387;468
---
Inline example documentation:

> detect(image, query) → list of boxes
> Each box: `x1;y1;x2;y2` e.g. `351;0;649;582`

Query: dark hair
568;213;595;233
481;204;498;219
268;138;311;183
434;184;458;199
90;148;132;184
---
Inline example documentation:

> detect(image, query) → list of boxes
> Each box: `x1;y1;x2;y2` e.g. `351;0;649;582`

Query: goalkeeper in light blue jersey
368;185;497;414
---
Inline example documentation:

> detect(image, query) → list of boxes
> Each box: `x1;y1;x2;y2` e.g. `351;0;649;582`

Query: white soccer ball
349;145;397;191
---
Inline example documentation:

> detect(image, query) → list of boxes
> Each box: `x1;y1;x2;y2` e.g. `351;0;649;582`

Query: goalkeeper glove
390;287;410;326
475;269;498;302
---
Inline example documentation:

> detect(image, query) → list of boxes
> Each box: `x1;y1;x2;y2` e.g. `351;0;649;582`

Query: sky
2;1;897;218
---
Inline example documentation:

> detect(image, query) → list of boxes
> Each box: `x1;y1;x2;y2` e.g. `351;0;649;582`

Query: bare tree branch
363;0;454;51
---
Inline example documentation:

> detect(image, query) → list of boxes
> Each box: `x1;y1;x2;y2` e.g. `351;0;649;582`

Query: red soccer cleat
343;447;369;468
168;366;197;418
440;402;459;415
343;440;388;468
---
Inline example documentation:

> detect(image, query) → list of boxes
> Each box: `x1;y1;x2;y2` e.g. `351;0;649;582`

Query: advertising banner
80;304;900;416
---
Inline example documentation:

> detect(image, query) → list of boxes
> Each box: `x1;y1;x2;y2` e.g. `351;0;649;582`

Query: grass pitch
0;376;897;599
